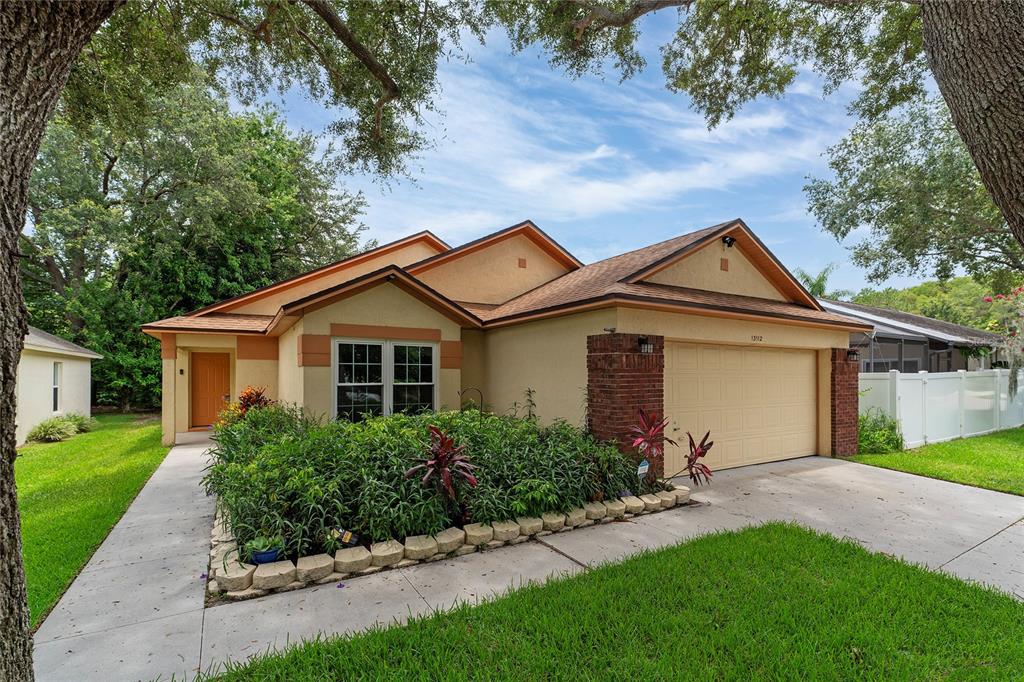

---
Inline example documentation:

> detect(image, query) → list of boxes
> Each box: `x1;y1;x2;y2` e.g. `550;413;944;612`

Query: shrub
27;417;78;443
62;412;98;433
205;408;639;555
858;409;904;454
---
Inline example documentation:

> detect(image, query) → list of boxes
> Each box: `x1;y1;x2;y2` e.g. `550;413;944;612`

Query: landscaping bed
202;522;1024;680
204;406;691;601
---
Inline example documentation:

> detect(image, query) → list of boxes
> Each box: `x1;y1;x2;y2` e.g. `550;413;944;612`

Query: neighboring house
818;299;1002;373
16;326;102;446
143;219;871;473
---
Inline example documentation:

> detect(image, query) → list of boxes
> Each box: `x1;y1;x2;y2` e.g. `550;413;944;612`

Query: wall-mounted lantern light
847;348;860;361
722;235;736;247
638;336;654;354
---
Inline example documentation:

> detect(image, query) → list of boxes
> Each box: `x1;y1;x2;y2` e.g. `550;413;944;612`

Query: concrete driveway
33;450;1024;681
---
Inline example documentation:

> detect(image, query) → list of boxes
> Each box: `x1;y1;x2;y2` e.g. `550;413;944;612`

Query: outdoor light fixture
638;336;654;354
847;349;860;361
722;235;736;247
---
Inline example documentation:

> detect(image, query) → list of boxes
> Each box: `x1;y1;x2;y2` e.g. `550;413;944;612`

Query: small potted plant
245;534;284;564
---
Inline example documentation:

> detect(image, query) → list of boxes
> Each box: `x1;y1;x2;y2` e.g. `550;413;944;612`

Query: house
16;326;102;445
142;219;871;474
818;299;1002;373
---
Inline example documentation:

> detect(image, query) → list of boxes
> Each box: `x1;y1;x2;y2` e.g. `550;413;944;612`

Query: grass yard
853;428;1024;496
15;413;168;627
206;523;1024;680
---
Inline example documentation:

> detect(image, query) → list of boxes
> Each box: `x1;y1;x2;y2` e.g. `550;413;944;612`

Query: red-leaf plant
628;408;677;485
684;431;714;486
405;425;478;507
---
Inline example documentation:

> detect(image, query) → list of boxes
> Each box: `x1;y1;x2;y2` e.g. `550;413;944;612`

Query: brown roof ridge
186;230;450;316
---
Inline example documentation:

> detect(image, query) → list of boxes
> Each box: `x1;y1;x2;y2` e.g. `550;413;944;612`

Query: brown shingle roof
482;222;732;320
477;221;869;329
142;313;274;334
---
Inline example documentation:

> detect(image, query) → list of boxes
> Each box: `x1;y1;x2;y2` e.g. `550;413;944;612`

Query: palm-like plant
794;263;853;300
628;408;677;483
685;431;714;486
405;425;477;502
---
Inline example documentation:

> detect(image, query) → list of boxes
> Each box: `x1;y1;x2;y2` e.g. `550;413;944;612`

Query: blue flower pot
251;548;280;564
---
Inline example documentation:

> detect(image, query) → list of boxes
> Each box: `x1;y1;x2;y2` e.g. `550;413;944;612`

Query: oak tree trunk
920;0;1024;251
0;2;119;679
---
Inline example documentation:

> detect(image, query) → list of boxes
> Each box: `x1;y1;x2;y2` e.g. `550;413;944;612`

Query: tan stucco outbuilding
144;219;869;472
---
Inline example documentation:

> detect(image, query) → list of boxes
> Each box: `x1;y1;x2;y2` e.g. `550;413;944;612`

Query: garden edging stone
207;492;700;603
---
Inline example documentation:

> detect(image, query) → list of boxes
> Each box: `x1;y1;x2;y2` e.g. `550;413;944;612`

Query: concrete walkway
34;449;1024;681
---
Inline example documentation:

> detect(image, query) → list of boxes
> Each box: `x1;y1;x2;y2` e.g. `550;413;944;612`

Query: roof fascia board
22;343;102;359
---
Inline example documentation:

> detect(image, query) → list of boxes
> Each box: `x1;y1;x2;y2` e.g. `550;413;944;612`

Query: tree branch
298;0;400;136
101;152;118;198
568;0;691;39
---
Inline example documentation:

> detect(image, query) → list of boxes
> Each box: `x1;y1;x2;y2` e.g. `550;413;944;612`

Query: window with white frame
334;340;437;421
52;362;62;412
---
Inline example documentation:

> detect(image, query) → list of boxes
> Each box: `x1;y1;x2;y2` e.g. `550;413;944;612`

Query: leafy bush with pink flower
983;287;1024;395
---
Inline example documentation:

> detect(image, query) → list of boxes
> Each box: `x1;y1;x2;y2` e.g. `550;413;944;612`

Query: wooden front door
191;352;230;427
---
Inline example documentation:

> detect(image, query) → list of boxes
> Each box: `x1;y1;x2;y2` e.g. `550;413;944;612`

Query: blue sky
269;19;923;294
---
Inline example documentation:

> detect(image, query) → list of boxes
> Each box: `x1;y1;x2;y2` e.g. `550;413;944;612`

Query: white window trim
52;361;63;414
331;338;439;420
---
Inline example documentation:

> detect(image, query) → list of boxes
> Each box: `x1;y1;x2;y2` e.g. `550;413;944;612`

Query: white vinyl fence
859;369;1024;448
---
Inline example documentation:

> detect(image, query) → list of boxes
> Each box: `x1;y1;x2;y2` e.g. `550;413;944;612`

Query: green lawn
15;413;168;627
853;428;1024;496
205;523;1024;680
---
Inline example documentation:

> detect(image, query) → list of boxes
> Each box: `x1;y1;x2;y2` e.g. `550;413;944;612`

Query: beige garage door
664;342;817;473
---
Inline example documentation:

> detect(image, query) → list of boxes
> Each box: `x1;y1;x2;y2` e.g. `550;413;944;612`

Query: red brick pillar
587;333;665;475
830;348;859;456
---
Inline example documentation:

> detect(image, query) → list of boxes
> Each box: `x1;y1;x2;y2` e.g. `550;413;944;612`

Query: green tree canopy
22;75;368;409
852;277;1009;332
805;98;1020;287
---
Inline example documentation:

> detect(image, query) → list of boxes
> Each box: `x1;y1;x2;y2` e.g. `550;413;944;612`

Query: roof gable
642;238;788;302
407;220;582;276
192;231;450;316
623;220;821;309
412;231;576;304
280;265;482;329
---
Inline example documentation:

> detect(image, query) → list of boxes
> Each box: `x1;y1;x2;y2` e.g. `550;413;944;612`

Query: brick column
830;348;859;456
587;333;665;475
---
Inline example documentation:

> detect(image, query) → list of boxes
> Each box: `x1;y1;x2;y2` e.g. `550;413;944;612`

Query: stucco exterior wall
460;329;486;404
15;349;93;446
230;241;442;315
483;309;616;426
415;234;569;304
300;283;463;418
645;241;787;302
615;308;849;349
277;322;303;406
